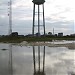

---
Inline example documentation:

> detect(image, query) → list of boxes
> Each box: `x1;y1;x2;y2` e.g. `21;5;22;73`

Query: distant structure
32;0;46;36
58;33;63;37
70;34;75;36
53;28;54;35
11;32;18;36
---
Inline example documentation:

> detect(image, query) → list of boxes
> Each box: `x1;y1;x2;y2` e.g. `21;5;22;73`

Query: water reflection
9;44;13;75
0;43;75;75
0;44;13;75
33;46;46;75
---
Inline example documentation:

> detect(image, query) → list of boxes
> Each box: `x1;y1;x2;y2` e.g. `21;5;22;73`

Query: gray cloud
46;20;74;35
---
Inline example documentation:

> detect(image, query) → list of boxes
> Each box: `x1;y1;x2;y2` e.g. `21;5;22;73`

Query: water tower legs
32;4;35;36
43;4;45;36
32;4;45;36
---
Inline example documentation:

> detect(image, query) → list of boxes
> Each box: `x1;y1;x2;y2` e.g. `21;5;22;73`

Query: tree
48;32;52;35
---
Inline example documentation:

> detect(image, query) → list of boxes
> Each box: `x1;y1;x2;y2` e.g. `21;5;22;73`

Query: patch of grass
0;36;75;43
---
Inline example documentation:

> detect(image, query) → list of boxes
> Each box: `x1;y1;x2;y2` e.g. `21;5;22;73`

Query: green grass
0;36;75;43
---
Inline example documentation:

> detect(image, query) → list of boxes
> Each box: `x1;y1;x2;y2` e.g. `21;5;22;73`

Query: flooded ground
0;41;75;75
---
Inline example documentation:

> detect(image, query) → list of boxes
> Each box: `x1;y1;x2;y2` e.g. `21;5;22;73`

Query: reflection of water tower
33;46;46;75
32;0;46;36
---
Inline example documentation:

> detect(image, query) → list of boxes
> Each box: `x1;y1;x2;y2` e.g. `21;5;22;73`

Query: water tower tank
32;0;45;5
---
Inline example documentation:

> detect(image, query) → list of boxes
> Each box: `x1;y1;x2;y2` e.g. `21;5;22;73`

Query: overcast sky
0;0;74;35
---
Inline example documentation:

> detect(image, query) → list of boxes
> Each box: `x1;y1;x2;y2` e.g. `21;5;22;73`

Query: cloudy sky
0;0;74;35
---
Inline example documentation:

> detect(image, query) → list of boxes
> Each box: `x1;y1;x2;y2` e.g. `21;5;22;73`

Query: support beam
32;4;35;36
43;4;45;36
38;5;40;36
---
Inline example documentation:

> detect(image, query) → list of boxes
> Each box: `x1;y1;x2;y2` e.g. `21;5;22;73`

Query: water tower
32;0;45;36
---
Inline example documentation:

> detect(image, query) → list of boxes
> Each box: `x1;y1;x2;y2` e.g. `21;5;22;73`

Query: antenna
8;0;12;35
53;28;54;35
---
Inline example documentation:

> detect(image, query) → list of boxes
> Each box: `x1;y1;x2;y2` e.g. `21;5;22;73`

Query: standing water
0;41;75;75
